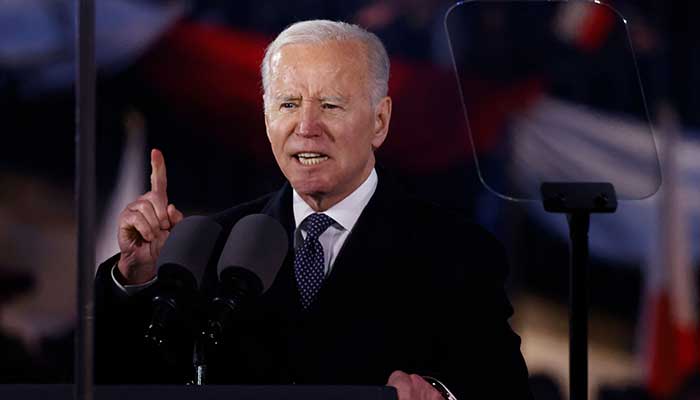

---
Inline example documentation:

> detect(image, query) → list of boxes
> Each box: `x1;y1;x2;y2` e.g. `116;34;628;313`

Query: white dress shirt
112;168;378;292
292;168;378;275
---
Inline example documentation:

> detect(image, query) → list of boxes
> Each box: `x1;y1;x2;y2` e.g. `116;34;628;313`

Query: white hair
261;20;390;109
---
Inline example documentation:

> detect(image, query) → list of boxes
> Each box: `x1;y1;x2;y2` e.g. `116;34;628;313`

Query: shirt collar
292;168;378;232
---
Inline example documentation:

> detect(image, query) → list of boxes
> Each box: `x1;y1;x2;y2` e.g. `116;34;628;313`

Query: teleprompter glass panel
445;0;661;201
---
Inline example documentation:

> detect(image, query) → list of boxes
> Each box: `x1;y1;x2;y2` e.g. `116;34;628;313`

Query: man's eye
280;102;297;109
322;103;340;110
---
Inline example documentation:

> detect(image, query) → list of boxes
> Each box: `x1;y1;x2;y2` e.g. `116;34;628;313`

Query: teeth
295;152;328;166
299;156;328;165
297;152;323;158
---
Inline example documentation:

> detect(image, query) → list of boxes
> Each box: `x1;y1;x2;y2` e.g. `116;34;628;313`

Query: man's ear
371;96;392;150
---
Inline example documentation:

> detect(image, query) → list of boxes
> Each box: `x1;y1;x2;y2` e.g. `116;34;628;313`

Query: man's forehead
270;40;368;73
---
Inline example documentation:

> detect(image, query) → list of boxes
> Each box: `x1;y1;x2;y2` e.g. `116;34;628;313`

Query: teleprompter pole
568;212;590;400
541;182;617;400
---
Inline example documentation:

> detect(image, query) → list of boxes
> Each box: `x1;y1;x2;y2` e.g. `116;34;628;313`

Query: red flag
641;107;698;398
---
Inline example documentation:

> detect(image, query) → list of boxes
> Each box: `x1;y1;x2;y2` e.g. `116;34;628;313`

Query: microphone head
217;214;288;294
156;216;222;289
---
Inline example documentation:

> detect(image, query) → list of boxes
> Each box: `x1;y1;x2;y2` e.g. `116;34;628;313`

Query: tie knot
302;213;335;240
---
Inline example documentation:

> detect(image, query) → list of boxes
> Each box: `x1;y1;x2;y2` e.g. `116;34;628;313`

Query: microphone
144;216;222;350
202;214;288;347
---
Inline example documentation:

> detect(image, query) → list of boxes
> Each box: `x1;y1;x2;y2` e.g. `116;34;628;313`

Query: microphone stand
190;297;237;386
191;304;227;386
540;182;617;400
192;340;207;385
189;292;223;386
190;272;260;385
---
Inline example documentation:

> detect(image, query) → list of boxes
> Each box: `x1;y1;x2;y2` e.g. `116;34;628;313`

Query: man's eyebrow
274;95;301;102
319;96;347;103
272;95;348;103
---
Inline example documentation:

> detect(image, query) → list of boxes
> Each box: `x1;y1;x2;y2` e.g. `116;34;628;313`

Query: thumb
167;204;184;227
387;370;410;386
387;371;412;400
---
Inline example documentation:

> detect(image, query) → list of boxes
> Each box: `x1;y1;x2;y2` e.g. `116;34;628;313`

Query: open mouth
294;152;329;166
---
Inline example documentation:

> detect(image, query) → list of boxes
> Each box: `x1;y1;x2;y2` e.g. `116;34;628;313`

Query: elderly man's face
264;40;391;210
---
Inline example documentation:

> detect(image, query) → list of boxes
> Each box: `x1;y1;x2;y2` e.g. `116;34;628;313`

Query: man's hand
117;149;184;284
387;371;444;400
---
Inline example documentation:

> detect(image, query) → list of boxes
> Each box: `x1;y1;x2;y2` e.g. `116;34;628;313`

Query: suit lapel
260;182;295;242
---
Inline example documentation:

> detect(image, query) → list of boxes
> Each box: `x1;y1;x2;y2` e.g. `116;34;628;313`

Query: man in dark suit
95;20;532;399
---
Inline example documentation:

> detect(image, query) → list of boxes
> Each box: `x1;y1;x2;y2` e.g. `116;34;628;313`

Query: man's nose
296;103;322;137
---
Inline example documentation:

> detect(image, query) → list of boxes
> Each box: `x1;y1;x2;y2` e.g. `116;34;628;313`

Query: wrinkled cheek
268;137;285;163
279;156;294;177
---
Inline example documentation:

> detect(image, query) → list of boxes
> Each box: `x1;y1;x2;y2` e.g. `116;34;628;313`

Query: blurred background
1;0;699;399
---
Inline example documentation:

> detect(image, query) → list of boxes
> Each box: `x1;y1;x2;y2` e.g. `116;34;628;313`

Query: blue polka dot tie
294;213;335;309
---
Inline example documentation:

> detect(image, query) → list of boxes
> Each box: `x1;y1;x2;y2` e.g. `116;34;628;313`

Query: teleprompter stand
540;182;618;400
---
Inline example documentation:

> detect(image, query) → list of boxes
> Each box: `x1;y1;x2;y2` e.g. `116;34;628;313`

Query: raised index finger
150;148;168;195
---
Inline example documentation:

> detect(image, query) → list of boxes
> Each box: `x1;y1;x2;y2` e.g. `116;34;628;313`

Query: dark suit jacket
95;172;532;399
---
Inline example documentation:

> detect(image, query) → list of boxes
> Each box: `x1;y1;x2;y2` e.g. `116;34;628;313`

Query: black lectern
0;385;398;400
